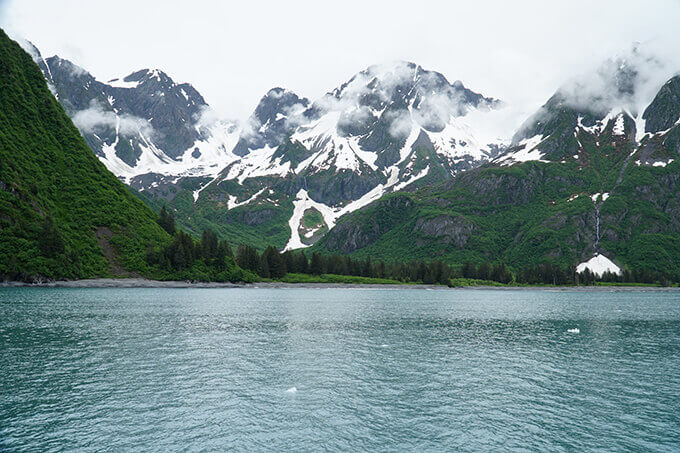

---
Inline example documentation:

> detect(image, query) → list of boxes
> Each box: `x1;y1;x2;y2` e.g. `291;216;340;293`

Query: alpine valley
5;31;680;281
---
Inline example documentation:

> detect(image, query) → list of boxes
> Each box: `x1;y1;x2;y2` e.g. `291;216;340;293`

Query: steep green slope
313;130;680;278
182;176;294;250
0;29;169;280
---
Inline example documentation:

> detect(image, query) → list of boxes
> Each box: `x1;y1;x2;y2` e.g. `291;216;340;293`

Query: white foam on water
567;328;580;334
286;387;297;393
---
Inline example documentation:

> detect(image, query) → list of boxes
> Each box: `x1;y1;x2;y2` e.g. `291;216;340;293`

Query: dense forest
144;206;679;287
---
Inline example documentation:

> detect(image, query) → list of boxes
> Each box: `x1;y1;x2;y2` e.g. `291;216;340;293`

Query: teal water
0;288;679;451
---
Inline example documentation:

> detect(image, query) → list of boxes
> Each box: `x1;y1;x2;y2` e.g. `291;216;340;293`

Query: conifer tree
310;252;324;275
262;246;286;278
158;206;176;235
200;229;219;261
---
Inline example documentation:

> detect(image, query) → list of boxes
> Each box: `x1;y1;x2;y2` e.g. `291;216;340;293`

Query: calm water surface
1;287;679;451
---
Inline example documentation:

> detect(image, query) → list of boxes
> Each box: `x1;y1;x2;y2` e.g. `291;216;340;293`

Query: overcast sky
2;0;679;126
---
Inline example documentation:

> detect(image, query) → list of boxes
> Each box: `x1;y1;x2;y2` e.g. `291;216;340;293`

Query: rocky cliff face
40;56;213;165
25;43;241;191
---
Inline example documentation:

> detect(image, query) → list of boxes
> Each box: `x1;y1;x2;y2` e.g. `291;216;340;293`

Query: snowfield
576;254;621;277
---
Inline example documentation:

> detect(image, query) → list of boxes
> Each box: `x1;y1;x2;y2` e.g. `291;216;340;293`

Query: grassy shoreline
2;274;679;290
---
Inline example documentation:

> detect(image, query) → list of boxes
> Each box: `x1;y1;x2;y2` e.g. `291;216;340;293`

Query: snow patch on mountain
640;159;675;167
591;193;610;203
612;114;625;136
102;119;240;183
228;188;268;210
224;146;291;184
108;78;140;89
392;166;429;191
284;190;340;250
495;135;546;166
576;254;621;276
283;162;430;250
427;119;492;162
291;111;379;173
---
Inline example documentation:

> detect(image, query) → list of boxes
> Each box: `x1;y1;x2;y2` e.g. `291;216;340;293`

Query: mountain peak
121;68;170;84
231;87;310;156
330;61;498;116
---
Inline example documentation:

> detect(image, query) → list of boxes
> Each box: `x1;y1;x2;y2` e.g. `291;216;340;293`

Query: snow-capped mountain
201;62;509;249
26;42;241;192
313;53;680;278
494;46;678;168
222;62;505;193
29;42;509;250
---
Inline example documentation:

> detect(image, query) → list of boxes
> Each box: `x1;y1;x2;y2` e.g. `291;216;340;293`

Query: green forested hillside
0;29;171;280
313;129;680;279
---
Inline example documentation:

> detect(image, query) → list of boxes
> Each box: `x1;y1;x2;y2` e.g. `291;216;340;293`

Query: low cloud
310;61;486;137
280;101;308;129
17;38;41;62
193;105;221;129
386;109;412;138
72;100;153;137
557;43;679;116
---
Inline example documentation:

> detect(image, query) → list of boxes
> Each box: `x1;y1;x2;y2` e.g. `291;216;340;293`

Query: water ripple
1;287;679;451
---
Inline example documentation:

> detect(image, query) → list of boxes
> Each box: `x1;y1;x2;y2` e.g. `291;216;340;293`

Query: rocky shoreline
2;278;680;291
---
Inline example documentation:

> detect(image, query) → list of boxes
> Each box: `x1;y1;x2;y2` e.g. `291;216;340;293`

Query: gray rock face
108;68;208;158
37;54;209;166
128;173;181;201
321;195;414;253
413;215;473;248
454;168;545;207
643;76;680;133
321;221;380;254
241;209;276;227
232;88;310;156
304;170;384;206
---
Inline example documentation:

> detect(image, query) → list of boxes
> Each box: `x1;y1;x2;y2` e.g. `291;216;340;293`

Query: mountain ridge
24;38;680;279
34;50;509;250
313;58;680;278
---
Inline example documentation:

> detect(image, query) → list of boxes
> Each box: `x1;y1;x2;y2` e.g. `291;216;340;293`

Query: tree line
147;206;678;286
147;207;235;273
